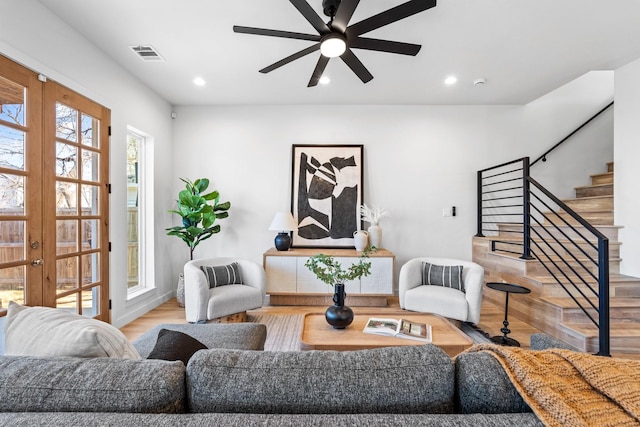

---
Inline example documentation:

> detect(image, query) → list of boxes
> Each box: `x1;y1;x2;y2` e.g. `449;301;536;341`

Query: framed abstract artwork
291;144;363;248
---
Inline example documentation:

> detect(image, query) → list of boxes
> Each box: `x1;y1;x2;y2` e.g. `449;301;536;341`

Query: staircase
473;162;640;354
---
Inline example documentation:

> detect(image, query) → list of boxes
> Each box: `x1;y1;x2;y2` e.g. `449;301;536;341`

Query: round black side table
486;282;531;347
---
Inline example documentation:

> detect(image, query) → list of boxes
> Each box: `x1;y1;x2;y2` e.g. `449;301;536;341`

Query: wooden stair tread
590;172;613;179
563;195;613;203
540;296;640;308
574;183;613;190
562;322;640;337
551;209;613;213
499;223;622;230
545;210;614;217
527;273;640;283
536;224;622;229
481;235;622;245
490;251;621;262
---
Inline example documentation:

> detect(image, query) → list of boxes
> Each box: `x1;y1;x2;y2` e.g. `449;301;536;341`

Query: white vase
353;230;369;251
176;273;185;308
367;224;382;248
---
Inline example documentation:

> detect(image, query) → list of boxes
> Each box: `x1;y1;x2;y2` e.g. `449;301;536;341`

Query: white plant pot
367;225;382;248
353;230;369;251
176;273;185;307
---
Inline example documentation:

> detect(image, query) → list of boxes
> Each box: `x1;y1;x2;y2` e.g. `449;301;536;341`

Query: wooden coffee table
300;311;473;357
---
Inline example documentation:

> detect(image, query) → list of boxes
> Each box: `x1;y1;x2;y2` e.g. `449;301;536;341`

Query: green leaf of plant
215;201;231;211
195;178;209;193
178;190;191;204
186;226;203;236
198;232;216;243
187;194;204;207
201;214;215;228
202;190;219;201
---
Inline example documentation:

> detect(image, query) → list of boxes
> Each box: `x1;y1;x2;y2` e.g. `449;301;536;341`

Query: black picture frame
291;144;363;248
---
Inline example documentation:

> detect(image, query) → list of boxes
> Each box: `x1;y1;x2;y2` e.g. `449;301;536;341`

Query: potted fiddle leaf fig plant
166;177;231;260
305;246;376;329
166;178;230;308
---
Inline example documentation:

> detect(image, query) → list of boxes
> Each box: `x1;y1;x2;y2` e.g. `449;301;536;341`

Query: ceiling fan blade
331;0;360;33
308;56;330;87
349;37;421;56
233;26;320;42
259;44;320;74
347;0;437;37
289;0;331;35
340;49;373;83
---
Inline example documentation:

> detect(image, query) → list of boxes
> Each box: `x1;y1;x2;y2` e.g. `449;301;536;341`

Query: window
126;128;154;296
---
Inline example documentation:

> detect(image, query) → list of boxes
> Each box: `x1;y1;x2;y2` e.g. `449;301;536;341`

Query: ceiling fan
233;0;437;87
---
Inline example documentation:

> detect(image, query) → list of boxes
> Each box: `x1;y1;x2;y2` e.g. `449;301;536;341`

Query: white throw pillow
4;302;141;359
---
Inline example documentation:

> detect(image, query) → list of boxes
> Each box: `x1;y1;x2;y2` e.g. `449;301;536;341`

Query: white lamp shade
269;212;298;231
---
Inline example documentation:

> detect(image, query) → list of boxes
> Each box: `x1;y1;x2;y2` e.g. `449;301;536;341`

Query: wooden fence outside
0;208;139;290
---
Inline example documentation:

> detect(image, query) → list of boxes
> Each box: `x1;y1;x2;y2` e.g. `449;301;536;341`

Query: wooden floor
121;297;640;359
120;297;541;350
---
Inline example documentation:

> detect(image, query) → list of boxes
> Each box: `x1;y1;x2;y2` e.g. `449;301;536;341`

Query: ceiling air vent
129;45;165;62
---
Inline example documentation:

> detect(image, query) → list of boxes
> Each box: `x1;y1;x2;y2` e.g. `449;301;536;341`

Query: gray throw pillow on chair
200;262;243;288
422;262;464;292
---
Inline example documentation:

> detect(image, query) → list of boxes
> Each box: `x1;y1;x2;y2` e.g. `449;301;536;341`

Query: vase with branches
360;204;390;248
305;246;375;328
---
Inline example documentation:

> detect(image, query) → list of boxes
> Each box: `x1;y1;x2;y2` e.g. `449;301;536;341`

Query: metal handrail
477;157;610;356
531;101;614;167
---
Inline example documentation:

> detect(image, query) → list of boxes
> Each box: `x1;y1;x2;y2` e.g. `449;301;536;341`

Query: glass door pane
0;71;34;307
47;89;109;320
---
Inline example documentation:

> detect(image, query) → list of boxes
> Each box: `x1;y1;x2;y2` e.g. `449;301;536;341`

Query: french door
0;55;110;321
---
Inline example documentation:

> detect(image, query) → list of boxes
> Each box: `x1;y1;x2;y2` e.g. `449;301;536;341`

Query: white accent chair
399;257;485;325
184;257;266;323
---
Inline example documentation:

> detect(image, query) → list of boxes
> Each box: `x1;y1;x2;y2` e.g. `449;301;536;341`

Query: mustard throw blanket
463;344;640;427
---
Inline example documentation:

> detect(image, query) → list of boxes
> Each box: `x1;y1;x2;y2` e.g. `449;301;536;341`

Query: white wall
0;0;175;327
615;58;640;277
170;105;516;282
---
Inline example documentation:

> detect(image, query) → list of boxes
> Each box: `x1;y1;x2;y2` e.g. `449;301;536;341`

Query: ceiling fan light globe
320;35;347;58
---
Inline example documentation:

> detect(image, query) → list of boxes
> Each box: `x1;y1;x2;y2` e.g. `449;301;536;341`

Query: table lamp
269;212;298;251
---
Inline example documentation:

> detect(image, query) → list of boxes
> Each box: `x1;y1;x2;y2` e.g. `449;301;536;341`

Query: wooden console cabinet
263;248;395;306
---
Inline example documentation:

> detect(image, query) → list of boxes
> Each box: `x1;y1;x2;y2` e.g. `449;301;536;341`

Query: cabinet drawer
265;256;296;292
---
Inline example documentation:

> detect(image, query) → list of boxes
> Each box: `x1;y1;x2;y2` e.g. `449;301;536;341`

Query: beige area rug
247;314;304;351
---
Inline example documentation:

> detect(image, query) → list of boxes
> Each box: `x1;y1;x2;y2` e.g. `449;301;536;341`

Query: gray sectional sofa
0;322;546;427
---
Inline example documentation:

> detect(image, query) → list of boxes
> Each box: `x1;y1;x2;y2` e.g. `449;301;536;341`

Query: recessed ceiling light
193;77;206;86
319;76;330;85
444;76;458;86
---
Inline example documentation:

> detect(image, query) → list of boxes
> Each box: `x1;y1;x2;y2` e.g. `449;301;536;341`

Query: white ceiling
37;0;640;106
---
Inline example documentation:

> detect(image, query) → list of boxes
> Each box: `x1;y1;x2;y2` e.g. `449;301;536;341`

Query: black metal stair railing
476;157;610;356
